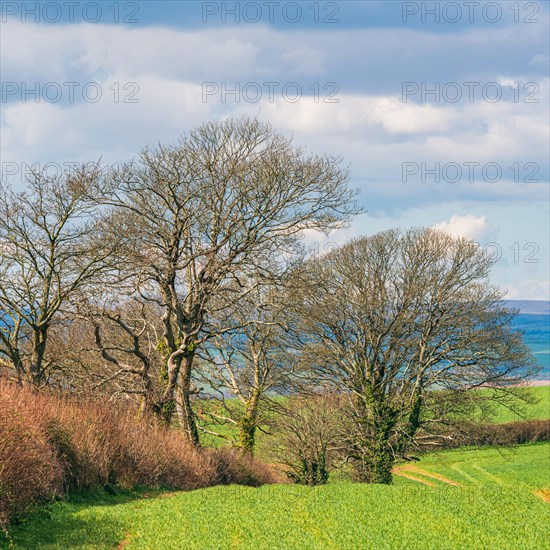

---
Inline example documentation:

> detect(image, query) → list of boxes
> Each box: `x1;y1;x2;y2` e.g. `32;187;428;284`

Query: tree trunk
353;388;396;484
238;417;257;455
176;353;200;445
351;424;394;484
396;392;423;455
363;435;394;484
9;349;25;386
238;389;261;455
160;351;180;425
136;358;155;419
30;328;48;386
138;375;155;418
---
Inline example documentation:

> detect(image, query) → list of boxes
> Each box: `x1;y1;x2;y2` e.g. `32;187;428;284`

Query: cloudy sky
1;0;549;299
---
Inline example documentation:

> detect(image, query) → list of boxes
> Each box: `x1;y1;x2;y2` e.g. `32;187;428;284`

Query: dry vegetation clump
0;381;276;530
0;405;63;528
208;447;282;487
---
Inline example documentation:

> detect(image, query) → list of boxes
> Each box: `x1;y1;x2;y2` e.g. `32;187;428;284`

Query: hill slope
4;443;549;550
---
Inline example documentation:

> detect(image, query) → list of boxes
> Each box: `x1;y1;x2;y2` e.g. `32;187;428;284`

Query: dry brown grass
0;381;276;530
534;489;550;503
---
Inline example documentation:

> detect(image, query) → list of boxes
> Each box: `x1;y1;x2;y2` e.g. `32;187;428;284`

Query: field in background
481;385;550;423
199;385;550;449
4;443;549;549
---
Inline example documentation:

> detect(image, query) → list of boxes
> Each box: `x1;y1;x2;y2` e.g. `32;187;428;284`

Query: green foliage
351;400;398;484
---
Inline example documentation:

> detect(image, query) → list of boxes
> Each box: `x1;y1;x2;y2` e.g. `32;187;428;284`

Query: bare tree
0;164;115;386
46;291;164;416
102;117;360;444
196;283;305;455
292;228;539;484
270;394;344;485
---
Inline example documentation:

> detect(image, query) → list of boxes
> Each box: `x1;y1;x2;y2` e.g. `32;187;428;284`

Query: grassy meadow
2;386;548;549
478;385;550;423
198;385;550;449
4;443;549;549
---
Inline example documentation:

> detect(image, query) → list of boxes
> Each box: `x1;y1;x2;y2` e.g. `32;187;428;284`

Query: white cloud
505;280;550;301
1;19;547;301
530;54;550;67
281;47;325;77
432;214;498;242
300;225;360;255
1;22;265;82
1;77;214;166
251;94;460;135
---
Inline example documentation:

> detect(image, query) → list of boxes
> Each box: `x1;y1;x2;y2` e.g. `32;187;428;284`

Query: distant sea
1;299;548;379
508;301;550;380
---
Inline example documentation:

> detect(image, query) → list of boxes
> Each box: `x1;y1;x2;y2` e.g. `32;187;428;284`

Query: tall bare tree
196;283;305;454
0;164;115;386
102;117;360;444
292;228;538;484
45;291;164;416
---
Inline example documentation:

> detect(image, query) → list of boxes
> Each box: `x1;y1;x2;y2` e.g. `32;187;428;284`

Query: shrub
0;406;63;530
271;395;343;486
456;419;550;447
0;381;275;531
43;419;79;492
418;419;550;451
210;448;277;487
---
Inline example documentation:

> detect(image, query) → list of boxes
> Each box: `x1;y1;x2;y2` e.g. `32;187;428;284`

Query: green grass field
199;385;550;448
483;385;550;423
4;443;549;550
457;385;550;424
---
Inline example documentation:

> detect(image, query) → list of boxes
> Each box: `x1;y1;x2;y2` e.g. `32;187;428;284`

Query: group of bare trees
0;117;537;484
0;164;118;386
288;230;537;483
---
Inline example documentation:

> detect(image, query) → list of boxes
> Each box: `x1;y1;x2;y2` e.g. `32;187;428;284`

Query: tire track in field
117;532;132;549
471;464;503;485
398;465;461;486
392;469;436;486
393;465;460;486
450;465;478;483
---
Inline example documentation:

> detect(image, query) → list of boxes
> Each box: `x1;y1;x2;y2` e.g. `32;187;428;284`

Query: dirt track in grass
393;464;461;486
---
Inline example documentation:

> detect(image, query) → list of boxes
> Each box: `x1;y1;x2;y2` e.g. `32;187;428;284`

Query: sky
1;0;549;300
